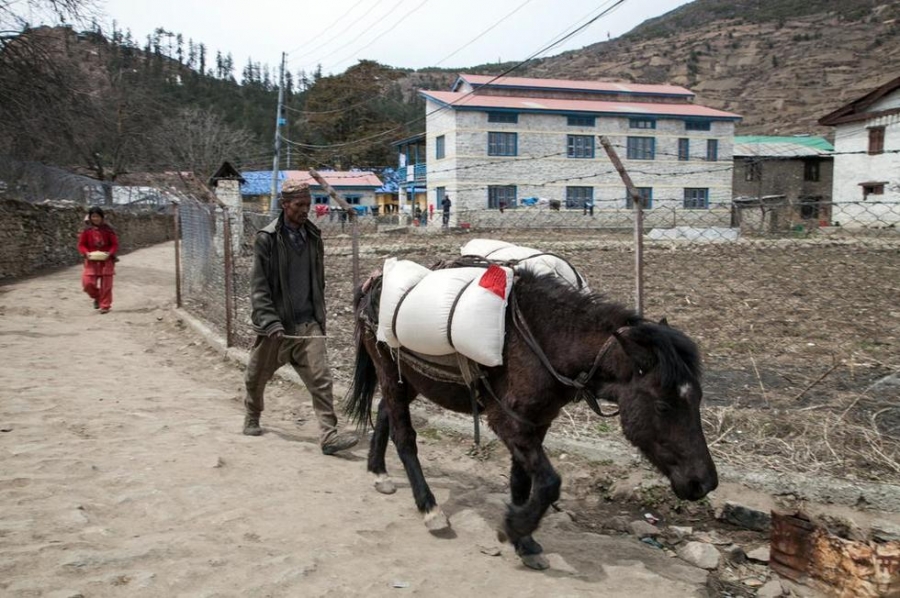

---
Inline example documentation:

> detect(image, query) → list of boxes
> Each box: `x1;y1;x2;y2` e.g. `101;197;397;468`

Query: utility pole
268;51;286;215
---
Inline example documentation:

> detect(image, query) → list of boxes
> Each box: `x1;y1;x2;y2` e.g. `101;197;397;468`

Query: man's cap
281;180;311;201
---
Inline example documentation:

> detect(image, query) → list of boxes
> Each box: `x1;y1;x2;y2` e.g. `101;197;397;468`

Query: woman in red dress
77;206;119;314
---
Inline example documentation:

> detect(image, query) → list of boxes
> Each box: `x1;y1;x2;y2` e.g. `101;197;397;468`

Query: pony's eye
655;401;671;416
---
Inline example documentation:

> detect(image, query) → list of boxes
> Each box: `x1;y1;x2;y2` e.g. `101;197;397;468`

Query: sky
90;0;693;80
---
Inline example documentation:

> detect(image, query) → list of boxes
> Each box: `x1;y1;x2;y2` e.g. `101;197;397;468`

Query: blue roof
241;170;284;196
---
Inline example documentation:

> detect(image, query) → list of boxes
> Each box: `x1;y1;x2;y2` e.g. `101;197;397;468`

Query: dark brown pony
346;269;717;570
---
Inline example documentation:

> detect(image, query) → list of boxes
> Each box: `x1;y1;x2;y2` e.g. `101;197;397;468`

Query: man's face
282;195;311;228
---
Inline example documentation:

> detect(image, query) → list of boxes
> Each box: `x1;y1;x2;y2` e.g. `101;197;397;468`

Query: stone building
819;75;900;227
417;74;741;227
732;136;834;230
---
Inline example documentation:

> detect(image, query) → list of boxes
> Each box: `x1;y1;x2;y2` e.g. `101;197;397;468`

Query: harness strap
510;289;623;418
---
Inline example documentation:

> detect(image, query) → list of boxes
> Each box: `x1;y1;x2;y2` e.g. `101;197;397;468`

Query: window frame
803;160;820;182
685;120;712;131
626;187;653;209
868;126;885;155
567;115;596;127
566;134;595;159
683;188;709;209
435;135;445;160
488;185;517;209
487;111;518;124
706;139;718;161
314;195;329;205
487;131;518;156
629;117;657;130
626;136;656;160
745;160;761;181
678;138;690;161
565;186;593;209
862;182;886;197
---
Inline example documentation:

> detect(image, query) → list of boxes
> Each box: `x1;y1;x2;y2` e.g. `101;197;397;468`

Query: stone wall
0;198;174;281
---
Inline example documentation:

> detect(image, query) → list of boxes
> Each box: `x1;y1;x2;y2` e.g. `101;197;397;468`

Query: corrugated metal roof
733;136;834;158
455;74;694;98
241;170;382;196
420;91;741;120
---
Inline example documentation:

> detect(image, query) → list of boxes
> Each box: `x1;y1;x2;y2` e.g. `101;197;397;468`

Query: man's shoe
321;432;358;455
243;414;262;436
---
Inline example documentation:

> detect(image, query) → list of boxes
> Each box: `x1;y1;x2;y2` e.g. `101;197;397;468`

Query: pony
346;267;717;570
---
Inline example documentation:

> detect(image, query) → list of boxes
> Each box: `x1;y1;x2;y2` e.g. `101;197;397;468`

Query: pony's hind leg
368;398;396;494
387;386;449;533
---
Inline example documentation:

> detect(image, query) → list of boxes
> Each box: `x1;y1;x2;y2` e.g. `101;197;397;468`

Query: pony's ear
658;317;669;327
612;329;655;374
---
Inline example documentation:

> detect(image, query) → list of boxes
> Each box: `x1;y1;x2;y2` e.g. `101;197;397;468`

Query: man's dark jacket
250;214;326;336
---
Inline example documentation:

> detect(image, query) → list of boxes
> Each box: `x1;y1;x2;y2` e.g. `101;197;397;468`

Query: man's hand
268;329;284;342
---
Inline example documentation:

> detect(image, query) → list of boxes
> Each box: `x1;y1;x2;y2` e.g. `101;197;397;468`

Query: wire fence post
222;207;235;348
599;135;645;316
174;202;182;308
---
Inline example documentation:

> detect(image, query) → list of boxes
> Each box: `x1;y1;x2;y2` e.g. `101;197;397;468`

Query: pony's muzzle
672;467;718;501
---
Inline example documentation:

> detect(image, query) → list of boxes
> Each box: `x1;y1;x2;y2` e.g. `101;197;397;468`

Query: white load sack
461;238;587;290
377;260;514;367
377;258;431;346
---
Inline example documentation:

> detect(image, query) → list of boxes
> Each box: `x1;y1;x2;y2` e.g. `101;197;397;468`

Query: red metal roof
284;170;382;188
421;91;741;120
455;74;694;98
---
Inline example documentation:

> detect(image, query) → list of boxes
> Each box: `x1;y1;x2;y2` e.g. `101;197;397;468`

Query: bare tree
154;107;255;178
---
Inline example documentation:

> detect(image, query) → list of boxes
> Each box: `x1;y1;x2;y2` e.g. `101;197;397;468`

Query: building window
685;120;711;131
314;195;329;204
868;127;885;155
804;160;820;182
861;182;886;198
630;117;656;129
626;187;653;209
488;185;516;209
683;188;709;209
745;160;761;181
565;186;593;209
567;115;595;127
487;111;518;124
800;196;822;220
345;196;361;205
436;186;446;205
678;138;690;161
488;132;517;156
627;136;655;160
435;135;445;160
706;139;718;161
567;135;594;158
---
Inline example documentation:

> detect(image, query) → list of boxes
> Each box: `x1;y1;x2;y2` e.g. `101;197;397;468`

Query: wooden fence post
308;169;361;290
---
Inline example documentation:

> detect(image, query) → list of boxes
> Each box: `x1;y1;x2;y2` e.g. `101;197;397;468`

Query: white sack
461;238;587;290
377;257;430;347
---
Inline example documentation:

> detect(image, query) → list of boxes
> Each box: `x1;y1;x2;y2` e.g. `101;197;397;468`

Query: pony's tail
344;286;379;433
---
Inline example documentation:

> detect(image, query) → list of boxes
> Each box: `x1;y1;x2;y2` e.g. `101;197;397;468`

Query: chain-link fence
177;198;900;484
0;157;176;210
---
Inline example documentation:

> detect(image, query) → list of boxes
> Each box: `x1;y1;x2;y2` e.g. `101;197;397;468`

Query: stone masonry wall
0;198;173;281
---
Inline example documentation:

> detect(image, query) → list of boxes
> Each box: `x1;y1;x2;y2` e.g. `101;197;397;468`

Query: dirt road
0;243;710;597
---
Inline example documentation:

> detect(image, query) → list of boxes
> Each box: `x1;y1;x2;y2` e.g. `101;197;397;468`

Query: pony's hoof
424;506;450;532
520;553;550;570
374;475;396;495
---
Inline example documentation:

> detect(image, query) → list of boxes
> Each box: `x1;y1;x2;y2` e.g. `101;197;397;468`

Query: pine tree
198;43;206;77
176;33;184;64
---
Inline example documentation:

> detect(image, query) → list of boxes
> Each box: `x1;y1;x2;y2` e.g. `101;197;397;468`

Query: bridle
509;289;624;418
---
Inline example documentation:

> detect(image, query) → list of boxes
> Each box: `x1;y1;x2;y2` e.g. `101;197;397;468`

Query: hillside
513;0;900;136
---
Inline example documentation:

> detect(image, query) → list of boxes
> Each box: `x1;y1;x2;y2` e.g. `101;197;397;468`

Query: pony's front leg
508;457;546;567
368;398;396;494
504;437;559;570
388;395;449;533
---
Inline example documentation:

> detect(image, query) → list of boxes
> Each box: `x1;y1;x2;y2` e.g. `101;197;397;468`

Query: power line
283;0;370;57
287;0;394;66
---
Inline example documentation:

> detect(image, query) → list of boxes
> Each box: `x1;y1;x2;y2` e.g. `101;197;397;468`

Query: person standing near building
242;180;358;456
77;206;118;314
441;194;452;229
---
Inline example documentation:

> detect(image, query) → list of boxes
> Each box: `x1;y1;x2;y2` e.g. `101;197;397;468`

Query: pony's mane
513;270;701;385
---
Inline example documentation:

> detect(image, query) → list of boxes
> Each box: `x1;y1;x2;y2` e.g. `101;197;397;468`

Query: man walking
242;180;358;456
441;194;452;229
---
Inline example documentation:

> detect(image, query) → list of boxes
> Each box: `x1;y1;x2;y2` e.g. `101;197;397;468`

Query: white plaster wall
831;111;900;226
428;107;734;216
